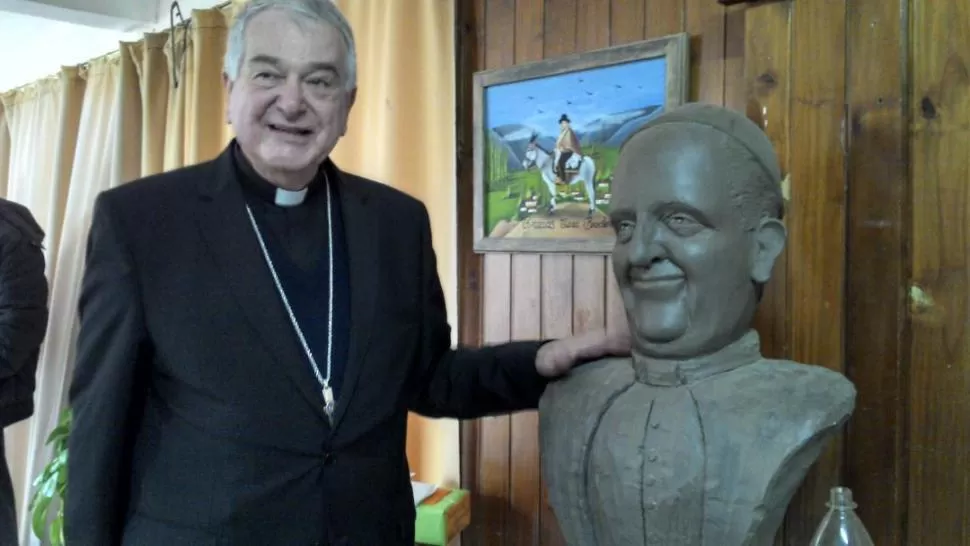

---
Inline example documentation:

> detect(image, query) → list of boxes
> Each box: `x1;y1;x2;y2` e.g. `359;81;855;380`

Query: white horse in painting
521;134;597;216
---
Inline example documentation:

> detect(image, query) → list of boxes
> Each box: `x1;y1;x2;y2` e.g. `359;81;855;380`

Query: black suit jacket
65;146;547;546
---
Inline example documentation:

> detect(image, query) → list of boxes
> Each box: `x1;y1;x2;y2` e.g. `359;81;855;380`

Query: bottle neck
827;486;859;511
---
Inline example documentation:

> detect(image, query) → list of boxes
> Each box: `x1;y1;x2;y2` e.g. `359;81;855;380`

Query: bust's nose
628;219;665;267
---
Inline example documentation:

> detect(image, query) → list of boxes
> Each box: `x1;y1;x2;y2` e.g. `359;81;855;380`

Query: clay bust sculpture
538;103;857;546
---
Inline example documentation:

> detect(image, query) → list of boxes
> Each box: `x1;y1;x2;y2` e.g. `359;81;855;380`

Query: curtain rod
64;0;235;69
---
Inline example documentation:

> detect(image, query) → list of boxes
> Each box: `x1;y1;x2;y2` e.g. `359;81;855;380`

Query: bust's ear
751;218;787;284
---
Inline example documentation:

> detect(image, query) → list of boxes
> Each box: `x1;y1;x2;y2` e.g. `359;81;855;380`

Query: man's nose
628;220;664;265
276;77;305;117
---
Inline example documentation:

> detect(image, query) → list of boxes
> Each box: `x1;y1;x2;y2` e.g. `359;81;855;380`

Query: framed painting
472;32;690;253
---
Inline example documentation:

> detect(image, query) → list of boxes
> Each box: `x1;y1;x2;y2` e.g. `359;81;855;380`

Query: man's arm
407;205;550;420
65;194;150;546
0;232;48;378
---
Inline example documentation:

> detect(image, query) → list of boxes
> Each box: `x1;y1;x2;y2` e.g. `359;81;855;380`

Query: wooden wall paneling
843;0;908;544
571;0;609;341
509;252;542;545
685;0;725;105
647;0;684;37
545;0;579;60
722;3;745;112
743;1;791;362
457;0;484;353
577;0;610;52
467;0;517;543
785;0;849;543
908;0;970;542
611;0;645;44
507;1;545;545
742;4;791;544
539;258;573;546
456;1;484;544
475;254;513;545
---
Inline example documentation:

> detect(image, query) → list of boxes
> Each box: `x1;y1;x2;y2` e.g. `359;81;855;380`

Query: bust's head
609;103;786;359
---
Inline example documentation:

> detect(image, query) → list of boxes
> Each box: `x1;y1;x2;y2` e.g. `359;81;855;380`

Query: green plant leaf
50;511;64;546
30;407;72;542
31;494;50;538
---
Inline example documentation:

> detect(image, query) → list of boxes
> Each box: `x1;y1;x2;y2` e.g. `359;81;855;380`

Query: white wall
0;0;219;92
0;12;131;92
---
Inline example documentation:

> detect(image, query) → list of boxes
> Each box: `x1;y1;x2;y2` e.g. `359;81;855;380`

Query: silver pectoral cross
323;384;335;421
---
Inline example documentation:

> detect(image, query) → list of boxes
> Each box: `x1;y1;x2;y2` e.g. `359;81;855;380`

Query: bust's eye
615;220;635;241
662;212;703;236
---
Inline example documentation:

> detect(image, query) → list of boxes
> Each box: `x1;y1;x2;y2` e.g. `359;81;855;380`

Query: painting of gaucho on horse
480;55;668;241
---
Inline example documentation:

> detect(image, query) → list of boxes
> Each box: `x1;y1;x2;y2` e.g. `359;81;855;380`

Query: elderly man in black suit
63;1;629;545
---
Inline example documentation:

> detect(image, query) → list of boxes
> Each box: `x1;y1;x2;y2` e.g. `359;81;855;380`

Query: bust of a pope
538;103;857;546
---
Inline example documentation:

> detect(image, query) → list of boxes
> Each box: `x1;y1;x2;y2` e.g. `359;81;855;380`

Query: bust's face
609;126;770;359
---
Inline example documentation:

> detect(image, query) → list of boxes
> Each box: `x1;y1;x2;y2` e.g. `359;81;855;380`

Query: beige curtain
2;2;456;543
331;0;457;488
0;72;85;540
1;10;230;544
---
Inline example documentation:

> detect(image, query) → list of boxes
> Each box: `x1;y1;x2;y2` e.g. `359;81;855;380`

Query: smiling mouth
633;276;683;283
268;124;313;137
630;275;685;290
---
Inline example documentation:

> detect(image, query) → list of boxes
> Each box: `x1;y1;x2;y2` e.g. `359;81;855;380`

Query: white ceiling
0;0;220;92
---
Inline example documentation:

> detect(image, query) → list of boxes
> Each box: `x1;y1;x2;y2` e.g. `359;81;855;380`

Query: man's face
610;126;764;359
225;8;356;186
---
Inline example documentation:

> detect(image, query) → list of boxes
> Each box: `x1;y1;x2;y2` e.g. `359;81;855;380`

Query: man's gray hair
223;0;358;89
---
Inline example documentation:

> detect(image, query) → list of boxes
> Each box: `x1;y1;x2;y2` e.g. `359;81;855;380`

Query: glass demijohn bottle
808;486;875;546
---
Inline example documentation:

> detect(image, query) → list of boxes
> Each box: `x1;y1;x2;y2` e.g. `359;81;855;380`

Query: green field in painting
484;143;620;235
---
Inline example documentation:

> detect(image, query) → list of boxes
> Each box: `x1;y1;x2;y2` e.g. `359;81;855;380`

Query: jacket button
322;452;335;466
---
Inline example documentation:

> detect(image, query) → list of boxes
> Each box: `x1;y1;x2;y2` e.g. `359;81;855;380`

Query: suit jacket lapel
328;165;380;431
194;147;328;421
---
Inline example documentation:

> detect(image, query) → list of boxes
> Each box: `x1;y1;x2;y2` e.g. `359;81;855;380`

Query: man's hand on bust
536;329;632;378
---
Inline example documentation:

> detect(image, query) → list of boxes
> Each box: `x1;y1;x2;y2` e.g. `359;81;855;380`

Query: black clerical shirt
231;144;351;403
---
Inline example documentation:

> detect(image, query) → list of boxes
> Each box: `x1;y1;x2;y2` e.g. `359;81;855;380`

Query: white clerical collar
274;186;308;207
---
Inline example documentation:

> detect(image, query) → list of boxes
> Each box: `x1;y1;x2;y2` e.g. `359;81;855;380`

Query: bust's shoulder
539;357;635;413
698;359;856;425
748;359;854;390
551;356;635;389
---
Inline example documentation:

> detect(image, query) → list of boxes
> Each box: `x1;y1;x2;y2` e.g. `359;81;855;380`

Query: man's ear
751;217;786;284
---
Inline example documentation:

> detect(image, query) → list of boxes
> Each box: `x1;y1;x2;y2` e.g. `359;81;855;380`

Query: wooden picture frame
471;32;690;254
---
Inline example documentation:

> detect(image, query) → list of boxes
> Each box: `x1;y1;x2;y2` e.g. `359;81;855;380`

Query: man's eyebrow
247;56;340;76
306;62;339;73
247;54;281;66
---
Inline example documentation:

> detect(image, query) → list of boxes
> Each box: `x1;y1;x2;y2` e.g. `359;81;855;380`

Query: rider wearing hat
555;114;582;184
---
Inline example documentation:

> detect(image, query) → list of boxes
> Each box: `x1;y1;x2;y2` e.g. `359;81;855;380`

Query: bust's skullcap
628;103;782;185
